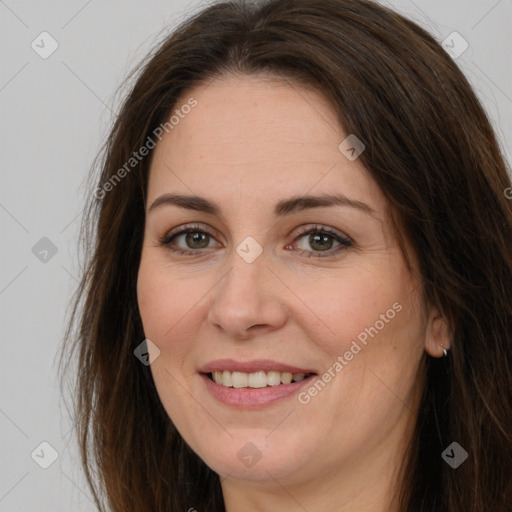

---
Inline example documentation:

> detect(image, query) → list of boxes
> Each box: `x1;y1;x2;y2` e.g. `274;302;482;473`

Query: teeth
210;370;310;388
248;371;267;388
231;371;248;388
267;371;281;386
281;372;292;384
222;371;232;387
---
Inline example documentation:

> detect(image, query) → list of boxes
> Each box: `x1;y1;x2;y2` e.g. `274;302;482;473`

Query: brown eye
290;225;352;258
180;231;210;249
160;224;220;255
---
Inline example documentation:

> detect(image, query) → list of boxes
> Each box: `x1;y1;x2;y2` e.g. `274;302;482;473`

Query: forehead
147;74;388;220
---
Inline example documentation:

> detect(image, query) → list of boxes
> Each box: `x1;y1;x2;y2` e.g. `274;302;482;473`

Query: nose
207;251;288;341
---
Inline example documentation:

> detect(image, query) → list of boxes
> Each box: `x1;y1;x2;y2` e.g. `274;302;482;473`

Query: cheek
136;257;205;423
137;254;204;343
290;255;416;355
291;255;425;411
303;262;424;411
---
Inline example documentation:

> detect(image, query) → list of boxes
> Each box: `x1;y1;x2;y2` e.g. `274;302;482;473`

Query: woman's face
137;74;438;490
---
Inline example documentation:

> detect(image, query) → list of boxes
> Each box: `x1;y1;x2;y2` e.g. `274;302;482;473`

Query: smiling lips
199;359;317;407
211;370;310;388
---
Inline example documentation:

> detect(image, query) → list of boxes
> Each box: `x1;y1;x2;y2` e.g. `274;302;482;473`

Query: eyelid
159;222;353;257
160;222;220;243
292;224;352;243
161;223;351;242
287;225;353;257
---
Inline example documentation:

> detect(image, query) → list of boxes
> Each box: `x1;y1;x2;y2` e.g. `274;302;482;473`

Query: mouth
205;370;315;388
198;360;318;408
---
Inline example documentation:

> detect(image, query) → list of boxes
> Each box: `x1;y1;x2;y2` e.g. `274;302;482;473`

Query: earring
441;344;449;357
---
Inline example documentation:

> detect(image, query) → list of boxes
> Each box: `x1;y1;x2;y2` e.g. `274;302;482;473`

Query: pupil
183;232;333;251
187;232;209;248
311;233;332;251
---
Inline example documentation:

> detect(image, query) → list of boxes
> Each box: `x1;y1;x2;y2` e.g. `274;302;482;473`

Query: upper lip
199;359;316;374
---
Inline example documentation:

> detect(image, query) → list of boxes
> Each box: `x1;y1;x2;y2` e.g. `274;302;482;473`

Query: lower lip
201;373;315;409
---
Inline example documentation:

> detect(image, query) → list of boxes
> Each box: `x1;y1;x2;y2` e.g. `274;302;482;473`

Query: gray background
1;0;510;510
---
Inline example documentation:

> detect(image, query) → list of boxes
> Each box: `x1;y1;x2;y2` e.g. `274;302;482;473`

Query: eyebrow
148;192;376;218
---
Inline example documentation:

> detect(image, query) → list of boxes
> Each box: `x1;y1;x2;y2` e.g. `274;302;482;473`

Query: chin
191;432;313;484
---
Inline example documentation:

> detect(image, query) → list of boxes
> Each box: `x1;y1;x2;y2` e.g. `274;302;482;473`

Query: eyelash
159;223;353;258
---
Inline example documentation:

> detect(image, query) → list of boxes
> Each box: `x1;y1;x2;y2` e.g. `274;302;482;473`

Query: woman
59;0;512;511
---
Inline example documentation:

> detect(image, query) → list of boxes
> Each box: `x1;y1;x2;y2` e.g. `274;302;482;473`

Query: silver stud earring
441;344;449;357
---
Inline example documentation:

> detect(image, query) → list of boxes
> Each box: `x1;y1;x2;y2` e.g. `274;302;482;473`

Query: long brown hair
59;0;512;510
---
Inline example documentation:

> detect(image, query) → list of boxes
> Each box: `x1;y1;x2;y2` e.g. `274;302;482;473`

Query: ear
424;306;452;357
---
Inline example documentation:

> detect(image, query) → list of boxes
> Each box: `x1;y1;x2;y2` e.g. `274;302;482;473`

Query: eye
159;223;353;258
159;224;220;256
287;225;353;258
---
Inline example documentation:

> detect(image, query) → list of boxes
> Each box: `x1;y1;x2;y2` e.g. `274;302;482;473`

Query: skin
136;74;451;512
